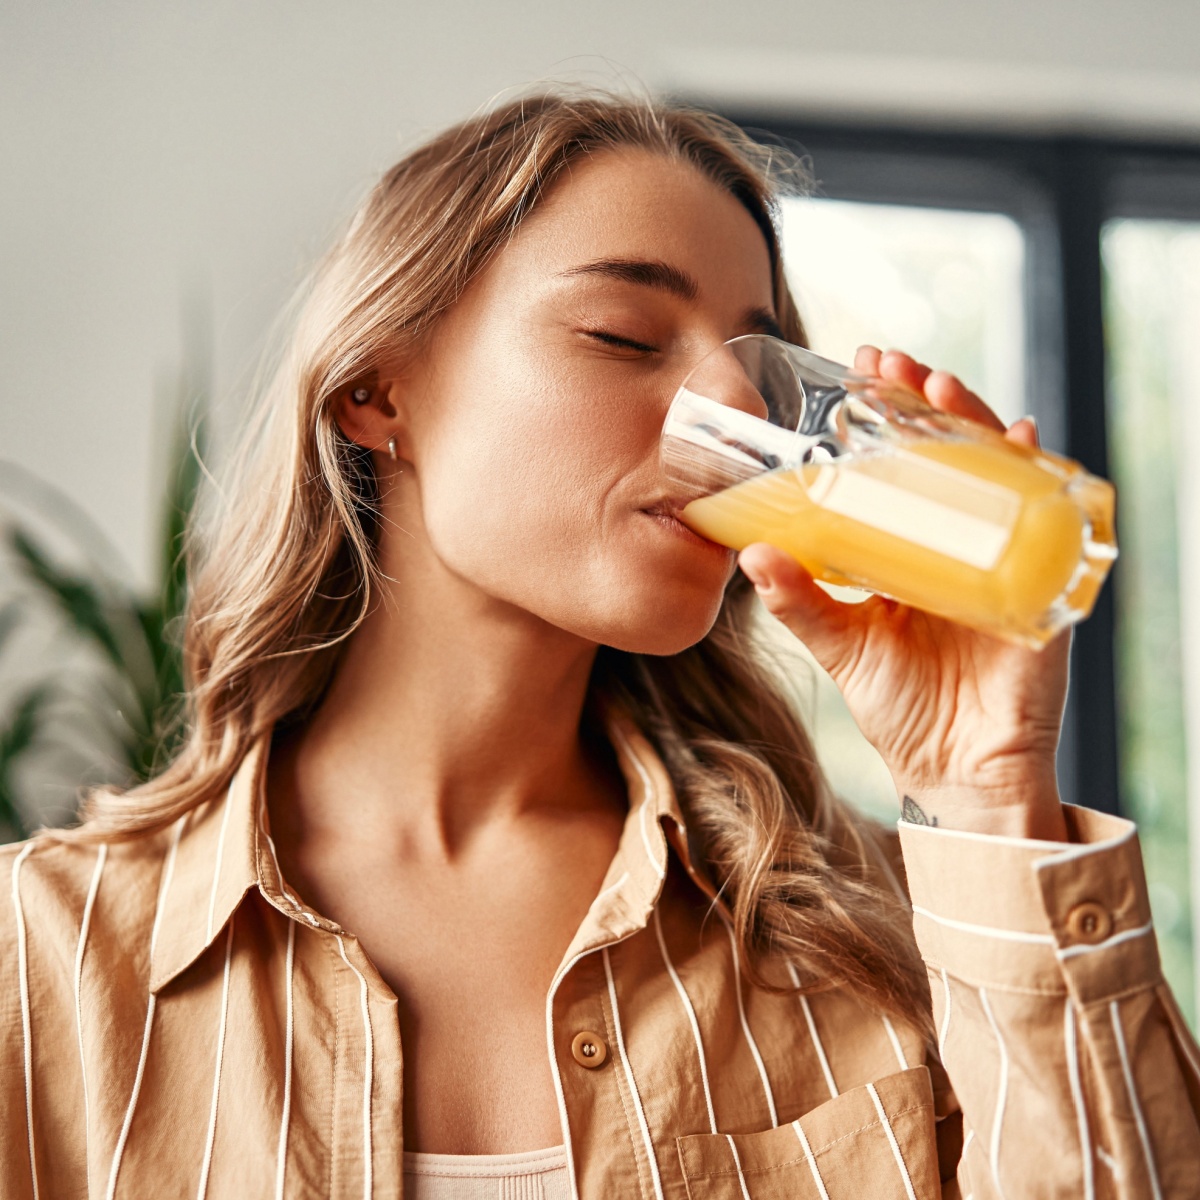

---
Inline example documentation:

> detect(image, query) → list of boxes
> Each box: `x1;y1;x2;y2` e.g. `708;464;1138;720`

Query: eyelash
586;330;659;354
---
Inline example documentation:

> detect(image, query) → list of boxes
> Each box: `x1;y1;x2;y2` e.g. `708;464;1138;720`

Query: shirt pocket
675;1065;939;1200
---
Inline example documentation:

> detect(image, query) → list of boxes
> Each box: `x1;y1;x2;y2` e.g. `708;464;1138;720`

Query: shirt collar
149;704;716;994
148;731;268;993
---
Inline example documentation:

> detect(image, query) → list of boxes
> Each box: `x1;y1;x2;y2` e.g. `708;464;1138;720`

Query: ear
331;371;409;459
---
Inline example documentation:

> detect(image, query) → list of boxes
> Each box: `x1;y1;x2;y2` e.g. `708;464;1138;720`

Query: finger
1005;415;1040;448
878;349;934;395
923;369;1007;433
853;344;883;375
738;543;866;674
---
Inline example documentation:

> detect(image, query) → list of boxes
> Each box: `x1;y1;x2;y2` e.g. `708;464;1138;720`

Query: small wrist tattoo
901;795;938;826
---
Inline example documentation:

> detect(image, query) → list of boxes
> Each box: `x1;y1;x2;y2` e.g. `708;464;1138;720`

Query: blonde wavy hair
59;90;932;1037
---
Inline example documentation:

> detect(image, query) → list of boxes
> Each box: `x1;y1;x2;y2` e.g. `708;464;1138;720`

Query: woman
3;91;1198;1200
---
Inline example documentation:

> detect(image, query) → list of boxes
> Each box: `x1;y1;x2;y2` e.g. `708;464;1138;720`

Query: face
365;148;779;655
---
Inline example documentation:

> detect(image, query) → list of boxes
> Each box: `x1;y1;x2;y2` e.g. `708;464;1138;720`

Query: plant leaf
0;685;52;839
9;529;127;667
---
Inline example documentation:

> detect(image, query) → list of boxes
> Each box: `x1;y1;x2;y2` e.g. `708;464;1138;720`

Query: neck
269;521;622;859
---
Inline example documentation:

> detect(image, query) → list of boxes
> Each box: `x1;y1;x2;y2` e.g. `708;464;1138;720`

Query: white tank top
402;1144;570;1200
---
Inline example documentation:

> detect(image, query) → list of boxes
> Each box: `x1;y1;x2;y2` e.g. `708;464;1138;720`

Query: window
737;119;1200;1027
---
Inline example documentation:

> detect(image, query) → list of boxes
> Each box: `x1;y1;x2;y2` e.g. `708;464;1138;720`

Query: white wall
3;0;1199;587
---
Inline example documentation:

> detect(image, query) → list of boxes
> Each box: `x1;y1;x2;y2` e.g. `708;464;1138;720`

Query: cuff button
1065;900;1113;944
571;1031;608;1069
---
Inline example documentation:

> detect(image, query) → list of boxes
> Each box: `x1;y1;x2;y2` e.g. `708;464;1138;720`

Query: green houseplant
0;398;205;841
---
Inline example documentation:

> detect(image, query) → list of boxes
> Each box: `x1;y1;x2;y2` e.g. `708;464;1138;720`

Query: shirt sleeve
897;803;1200;1200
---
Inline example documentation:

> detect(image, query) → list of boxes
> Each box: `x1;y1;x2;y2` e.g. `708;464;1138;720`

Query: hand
738;347;1070;841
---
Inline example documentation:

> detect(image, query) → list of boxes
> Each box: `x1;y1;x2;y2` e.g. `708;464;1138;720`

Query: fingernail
1024;415;1040;442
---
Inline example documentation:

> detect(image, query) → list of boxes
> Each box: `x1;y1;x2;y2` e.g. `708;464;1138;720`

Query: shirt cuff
897;804;1161;1005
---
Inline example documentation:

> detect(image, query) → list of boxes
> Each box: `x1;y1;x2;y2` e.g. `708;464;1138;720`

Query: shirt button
1065;900;1113;944
571;1030;608;1069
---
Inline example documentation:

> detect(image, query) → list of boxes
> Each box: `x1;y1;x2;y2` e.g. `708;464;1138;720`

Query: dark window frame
725;115;1200;816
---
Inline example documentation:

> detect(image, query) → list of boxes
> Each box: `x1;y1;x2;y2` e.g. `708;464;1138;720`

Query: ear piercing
348;384;396;461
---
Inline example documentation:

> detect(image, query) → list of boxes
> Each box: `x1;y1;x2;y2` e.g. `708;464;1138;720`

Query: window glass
1103;218;1200;1028
759;198;1029;823
779;198;1027;425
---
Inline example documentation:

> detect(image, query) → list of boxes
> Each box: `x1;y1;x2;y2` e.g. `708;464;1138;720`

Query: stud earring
351;386;370;405
387;437;397;461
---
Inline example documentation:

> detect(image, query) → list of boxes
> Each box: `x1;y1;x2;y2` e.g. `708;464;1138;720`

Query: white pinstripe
724;1134;752;1200
938;968;952;1063
336;936;374;1200
868;1082;918;1200
653;907;717;1133
206;783;234;942
792;1120;831;1200
594;871;629;905
546;948;589;1200
74;842;107;1195
723;917;777;1126
611;726;666;881
196;918;236;1200
1110;998;1162;1200
543;930;649;1200
881;1015;909;1069
911;904;1055;945
638;802;665;882
900;818;1073;852
1058;922;1154;961
1034;824;1137;864
275;920;296;1200
603;947;664;1200
1064;1000;1094;1200
787;962;838;1098
106;815;188;1200
262;833;320;928
979;988;1009;1200
13;842;40;1200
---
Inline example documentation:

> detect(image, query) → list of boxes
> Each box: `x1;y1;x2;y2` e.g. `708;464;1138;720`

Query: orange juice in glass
660;336;1116;648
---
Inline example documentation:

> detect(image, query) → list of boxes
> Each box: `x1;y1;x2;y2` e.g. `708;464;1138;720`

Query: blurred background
2;1;1199;1025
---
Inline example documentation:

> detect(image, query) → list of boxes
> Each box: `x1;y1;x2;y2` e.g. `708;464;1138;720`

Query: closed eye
584;330;659;354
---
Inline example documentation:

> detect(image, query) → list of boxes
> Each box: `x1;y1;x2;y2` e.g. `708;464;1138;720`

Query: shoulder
1;826;178;976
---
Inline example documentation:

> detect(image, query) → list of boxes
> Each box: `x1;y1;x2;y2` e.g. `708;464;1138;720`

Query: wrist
896;774;1068;841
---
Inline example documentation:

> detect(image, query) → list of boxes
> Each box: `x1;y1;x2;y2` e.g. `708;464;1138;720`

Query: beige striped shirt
3;710;1199;1198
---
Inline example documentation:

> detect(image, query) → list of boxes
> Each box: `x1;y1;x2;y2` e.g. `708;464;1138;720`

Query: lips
643;493;702;521
640;501;731;555
642;501;677;519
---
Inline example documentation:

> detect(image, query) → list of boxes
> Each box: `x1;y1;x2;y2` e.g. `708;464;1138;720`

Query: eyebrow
742;306;786;340
562;257;699;300
560;256;785;340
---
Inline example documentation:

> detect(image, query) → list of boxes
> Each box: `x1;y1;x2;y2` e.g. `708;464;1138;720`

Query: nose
681;342;771;422
661;337;803;495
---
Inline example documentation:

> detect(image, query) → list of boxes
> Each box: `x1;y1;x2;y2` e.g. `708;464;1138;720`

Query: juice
679;436;1113;645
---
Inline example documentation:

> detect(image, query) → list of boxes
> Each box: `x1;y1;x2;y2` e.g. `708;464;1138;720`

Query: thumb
738;544;864;670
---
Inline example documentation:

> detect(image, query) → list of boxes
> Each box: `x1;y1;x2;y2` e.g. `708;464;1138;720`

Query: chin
594;590;726;656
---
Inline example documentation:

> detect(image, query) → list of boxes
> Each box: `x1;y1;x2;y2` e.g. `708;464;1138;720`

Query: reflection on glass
759;197;1030;823
1103;219;1200;1029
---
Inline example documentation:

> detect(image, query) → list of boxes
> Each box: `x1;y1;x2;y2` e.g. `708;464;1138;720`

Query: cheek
416;358;626;586
411;345;732;650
